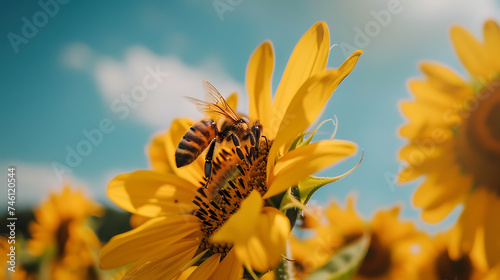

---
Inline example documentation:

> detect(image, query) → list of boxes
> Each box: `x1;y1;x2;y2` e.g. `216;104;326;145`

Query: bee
175;81;263;183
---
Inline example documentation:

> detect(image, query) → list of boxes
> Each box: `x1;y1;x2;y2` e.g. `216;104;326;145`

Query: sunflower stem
275;243;293;280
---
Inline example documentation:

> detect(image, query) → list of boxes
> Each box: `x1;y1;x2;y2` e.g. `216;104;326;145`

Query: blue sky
1;0;499;233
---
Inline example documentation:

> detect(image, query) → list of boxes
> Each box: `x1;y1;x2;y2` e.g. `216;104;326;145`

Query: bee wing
185;96;239;122
201;81;240;122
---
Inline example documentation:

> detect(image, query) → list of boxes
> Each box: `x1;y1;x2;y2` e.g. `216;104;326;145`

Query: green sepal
299;150;362;205
299;175;344;205
278;185;301;230
288;118;337;152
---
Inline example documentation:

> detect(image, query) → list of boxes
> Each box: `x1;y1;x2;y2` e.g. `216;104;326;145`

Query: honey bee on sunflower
100;21;363;280
175;80;264;186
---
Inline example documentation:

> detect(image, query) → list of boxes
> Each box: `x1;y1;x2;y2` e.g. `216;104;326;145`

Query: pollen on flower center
456;79;500;194
192;139;271;256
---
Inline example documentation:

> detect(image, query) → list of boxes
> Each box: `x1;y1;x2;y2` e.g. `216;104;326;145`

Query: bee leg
243;131;255;147
203;177;212;189
251;125;261;158
204;139;217;188
262;135;269;150
244;146;253;164
230;134;245;161
242;127;259;160
249;146;255;162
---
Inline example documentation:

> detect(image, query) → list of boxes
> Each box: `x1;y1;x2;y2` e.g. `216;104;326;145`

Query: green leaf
305;234;371;280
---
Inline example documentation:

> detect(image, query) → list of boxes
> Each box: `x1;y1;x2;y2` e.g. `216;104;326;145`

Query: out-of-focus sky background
1;0;499;233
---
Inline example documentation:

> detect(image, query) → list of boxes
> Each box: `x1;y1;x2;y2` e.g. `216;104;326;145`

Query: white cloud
407;0;499;25
325;0;500;63
0;161;92;210
67;45;246;129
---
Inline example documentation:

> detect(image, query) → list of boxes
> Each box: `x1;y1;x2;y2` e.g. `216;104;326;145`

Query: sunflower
398;19;500;268
100;21;362;279
415;228;487;280
290;196;425;280
28;185;103;280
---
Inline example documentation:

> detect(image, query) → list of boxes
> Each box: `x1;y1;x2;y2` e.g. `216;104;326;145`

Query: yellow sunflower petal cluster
28;185;103;280
290;196;426;280
100;21;362;279
398;19;500;268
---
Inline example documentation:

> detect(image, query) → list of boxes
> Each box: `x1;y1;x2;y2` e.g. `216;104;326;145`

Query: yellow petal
186;254;221;280
275;50;363;147
397;152;454;183
212;190;263;243
484;263;500;280
470;227;488;271
100;215;201;269
449;188;488;259
398;140;455;166
484;194;500;268
107;170;197;217
270;22;330;137
399;119;456;141
484;20;500;71
451;25;492;80
226;93;238;112
148;118;194;174
420;62;469;92
212;192;289;272
267;50;362;179
260;271;276;280
267;140;356;199
408;79;463;111
148;131;174;174
246;41;273;131
323;196;364;235
371;206;416;245
123;239;200;280
234;207;290;272
129;214;150;228
400;97;455;129
413;165;472;223
209;249;243;280
174;267;197;280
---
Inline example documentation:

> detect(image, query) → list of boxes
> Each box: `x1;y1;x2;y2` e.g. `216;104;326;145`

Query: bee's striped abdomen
175;119;216;168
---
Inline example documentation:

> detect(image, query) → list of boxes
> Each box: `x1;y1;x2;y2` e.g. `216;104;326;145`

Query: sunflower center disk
192;139;270;255
435;250;472;280
456;79;500;194
56;219;72;259
357;234;391;277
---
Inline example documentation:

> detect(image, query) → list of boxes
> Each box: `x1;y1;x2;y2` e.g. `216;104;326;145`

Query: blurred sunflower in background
291;196;426;280
415;228;487;280
27;186;103;280
398;19;500;268
100;21;362;279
